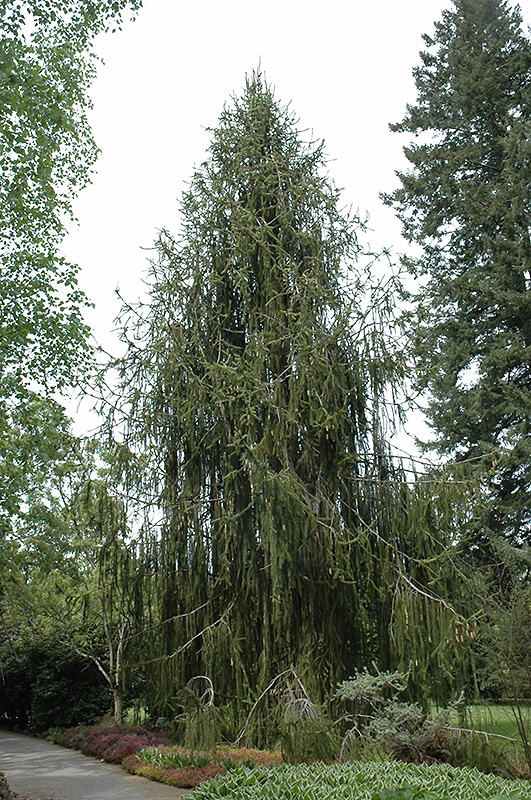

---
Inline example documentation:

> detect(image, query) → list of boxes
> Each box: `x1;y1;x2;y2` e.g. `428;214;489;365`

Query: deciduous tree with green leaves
1;435;147;724
1;0;142;391
0;0;144;722
0;0;142;546
386;0;531;545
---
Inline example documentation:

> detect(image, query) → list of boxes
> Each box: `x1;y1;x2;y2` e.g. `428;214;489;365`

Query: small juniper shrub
334;666;521;776
335;667;460;765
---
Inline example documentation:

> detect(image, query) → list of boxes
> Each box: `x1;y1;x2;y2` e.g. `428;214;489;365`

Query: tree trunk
112;682;123;722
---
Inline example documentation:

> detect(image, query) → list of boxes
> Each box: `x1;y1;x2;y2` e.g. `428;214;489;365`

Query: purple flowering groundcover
55;721;169;764
55;721;282;789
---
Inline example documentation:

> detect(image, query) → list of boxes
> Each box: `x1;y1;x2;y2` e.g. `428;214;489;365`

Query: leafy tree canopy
0;0;141;540
1;0;142;392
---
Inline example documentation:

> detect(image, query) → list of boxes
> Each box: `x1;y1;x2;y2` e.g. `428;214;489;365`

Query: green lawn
455;703;530;741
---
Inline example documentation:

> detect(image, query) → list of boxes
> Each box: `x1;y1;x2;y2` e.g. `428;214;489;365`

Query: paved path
0;730;192;800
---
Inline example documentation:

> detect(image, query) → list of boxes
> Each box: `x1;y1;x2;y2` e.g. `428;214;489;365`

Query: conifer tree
386;0;531;544
117;73;470;727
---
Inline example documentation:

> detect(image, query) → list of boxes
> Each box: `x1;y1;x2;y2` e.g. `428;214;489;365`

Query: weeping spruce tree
118;73;474;731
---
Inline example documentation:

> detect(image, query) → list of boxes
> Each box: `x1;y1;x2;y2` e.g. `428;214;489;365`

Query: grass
456;704;528;741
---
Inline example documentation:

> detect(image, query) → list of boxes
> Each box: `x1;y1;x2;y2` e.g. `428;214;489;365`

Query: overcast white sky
61;0;467;445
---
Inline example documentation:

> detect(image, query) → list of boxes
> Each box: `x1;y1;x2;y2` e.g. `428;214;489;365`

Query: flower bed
55;721;170;764
122;743;283;788
55;721;282;788
53;722;531;797
124;758;226;789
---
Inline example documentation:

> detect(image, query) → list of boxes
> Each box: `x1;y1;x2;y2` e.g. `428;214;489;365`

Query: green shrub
372;788;445;800
436;726;522;779
281;696;338;764
183;704;223;751
0;637;110;731
372;789;524;800
336;667;461;765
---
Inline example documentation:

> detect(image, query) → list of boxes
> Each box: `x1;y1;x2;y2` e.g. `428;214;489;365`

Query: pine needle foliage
116;72;474;732
385;0;531;545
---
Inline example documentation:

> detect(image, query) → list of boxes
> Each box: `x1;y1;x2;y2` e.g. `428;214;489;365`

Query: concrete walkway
0;730;192;800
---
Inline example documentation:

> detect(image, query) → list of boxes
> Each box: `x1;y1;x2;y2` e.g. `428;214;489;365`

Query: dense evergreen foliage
115;74;473;731
386;0;531;544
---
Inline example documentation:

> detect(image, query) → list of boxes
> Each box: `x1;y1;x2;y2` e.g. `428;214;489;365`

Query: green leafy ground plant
191;762;531;800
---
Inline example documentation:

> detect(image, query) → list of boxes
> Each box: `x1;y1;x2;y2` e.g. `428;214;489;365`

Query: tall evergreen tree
117;74;472;727
386;0;531;544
